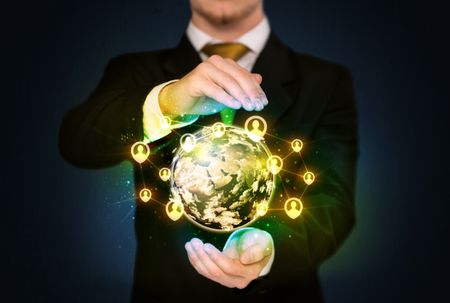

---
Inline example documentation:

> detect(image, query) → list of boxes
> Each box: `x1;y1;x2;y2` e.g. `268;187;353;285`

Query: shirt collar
186;16;271;55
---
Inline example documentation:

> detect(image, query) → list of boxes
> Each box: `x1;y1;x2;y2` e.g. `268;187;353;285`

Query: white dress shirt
142;17;271;143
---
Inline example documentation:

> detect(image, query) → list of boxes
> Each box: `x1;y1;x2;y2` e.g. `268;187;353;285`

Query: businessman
59;0;358;302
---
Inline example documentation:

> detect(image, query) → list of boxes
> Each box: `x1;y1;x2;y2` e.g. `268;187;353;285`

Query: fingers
185;238;266;290
200;56;268;111
207;56;267;109
185;242;209;277
204;243;242;277
201;82;242;110
185;238;236;288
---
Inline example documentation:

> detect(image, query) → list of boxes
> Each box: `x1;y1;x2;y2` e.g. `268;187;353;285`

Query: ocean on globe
170;125;275;232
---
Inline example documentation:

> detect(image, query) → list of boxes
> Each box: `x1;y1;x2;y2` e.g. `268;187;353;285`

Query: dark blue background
4;0;449;302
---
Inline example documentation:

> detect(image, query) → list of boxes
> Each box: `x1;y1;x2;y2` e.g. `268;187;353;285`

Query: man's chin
204;11;242;27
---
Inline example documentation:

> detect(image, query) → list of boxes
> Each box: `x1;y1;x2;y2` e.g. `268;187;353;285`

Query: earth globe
170;124;275;232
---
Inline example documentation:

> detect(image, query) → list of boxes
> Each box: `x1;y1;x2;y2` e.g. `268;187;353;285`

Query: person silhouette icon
159;168;171;181
303;172;315;185
166;201;184;221
270;158;279;171
139;188;152;203
212;122;226;138
131;142;150;164
267;155;283;174
244;115;267;142
257;202;268;216
180;134;196;152
250;120;264;137
160;116;171;129
284;198;303;219
291;139;303;153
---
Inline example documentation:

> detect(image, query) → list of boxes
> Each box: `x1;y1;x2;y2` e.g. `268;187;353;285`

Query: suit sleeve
267;67;358;277
58;55;164;168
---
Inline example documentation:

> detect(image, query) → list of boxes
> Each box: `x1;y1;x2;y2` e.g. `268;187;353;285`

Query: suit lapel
162;33;202;80
235;33;299;131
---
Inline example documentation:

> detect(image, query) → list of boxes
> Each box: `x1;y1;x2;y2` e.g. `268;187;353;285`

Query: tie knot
201;42;250;61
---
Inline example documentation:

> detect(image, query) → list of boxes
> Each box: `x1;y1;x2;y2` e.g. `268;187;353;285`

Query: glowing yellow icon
291;139;303;153
212;122;226;138
131;141;150;164
160;116;171;129
284;197;303;219
256;202;268;216
266;155;283;175
159;168;171;182
303;171;315;185
180;134;196;152
244;115;267;142
139;188;152;203
166;201;184;221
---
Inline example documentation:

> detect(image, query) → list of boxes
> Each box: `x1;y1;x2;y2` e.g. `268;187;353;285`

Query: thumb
240;243;272;265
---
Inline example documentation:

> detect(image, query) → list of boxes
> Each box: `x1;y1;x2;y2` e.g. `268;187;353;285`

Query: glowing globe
170;125;275;232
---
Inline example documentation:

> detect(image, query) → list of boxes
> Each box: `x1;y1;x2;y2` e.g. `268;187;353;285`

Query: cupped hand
184;228;274;289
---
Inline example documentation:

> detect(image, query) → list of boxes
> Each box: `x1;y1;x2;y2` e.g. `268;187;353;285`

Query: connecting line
303;205;334;210
299;186;308;199
299;155;308;172
280;180;291;199
280;168;303;178
282;150;294;160
268;208;285;212
150;197;167;207
171;128;182;137
264;132;292;144
139;164;146;188
145;158;161;171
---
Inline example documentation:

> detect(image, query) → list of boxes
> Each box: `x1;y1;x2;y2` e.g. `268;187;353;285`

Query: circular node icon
159;168;171;182
166;201;184;221
291;139;303;153
244;115;267;142
284;197;303;219
256;202;268;216
180;134;196;153
131;141;150;164
303;171;315;185
160;116;171;129
139;188;152;203
212;122;226;138
266;155;283;175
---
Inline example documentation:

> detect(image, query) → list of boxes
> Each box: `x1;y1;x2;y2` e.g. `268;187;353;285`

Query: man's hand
159;55;268;116
184;228;274;289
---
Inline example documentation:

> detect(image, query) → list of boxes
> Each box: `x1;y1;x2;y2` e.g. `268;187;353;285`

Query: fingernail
254;100;263;111
185;243;193;253
259;94;268;105
204;244;212;255
232;99;241;109
244;97;254;111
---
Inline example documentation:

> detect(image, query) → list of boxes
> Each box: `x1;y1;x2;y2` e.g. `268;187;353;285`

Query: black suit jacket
59;32;358;303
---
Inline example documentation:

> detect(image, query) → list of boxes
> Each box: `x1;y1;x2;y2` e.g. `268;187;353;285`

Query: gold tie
201;42;250;125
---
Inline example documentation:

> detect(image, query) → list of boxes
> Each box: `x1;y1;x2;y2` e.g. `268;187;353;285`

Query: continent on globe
170;125;275;232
